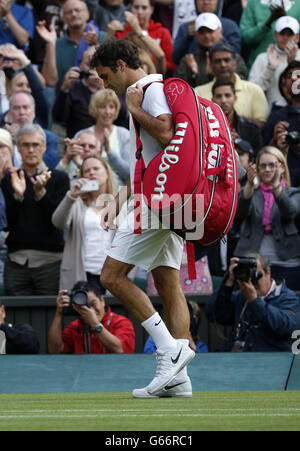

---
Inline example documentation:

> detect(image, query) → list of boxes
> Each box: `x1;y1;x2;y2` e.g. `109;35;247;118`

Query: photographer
48;281;135;354
263;61;300;187
205;254;300;352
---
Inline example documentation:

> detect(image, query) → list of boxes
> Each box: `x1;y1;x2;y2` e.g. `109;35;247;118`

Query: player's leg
132;265;193;398
151;265;190;339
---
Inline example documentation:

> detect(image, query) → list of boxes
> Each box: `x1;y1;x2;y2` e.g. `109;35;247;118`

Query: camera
62;289;89;316
78;69;91;80
285;131;300;146
80;180;99;192
233;257;263;286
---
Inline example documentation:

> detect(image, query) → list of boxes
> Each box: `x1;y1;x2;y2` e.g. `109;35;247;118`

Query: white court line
2;408;300;413
1;413;300;419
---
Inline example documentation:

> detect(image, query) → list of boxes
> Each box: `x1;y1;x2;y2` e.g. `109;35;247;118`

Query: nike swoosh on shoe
171;346;182;364
163;381;187;391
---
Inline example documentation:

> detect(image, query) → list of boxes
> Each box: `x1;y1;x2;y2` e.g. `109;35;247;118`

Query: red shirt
116;19;176;74
62;306;135;354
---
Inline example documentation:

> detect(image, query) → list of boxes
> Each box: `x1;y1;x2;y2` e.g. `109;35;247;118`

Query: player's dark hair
90;38;142;72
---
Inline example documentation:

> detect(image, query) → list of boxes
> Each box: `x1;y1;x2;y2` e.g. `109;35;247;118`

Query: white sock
142;312;177;352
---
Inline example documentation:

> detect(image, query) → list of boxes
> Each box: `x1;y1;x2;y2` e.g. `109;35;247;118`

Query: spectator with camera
48;280;135;354
1;123;70;296
52;154;116;292
56;130;101;183
263;61;300;187
234;146;300;291
205;253;300;352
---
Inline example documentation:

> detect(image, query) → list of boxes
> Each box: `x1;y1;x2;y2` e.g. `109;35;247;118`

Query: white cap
275;16;300;34
195;13;222;32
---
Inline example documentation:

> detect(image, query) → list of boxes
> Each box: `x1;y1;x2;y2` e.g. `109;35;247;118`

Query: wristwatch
93;323;104;334
138;30;147;38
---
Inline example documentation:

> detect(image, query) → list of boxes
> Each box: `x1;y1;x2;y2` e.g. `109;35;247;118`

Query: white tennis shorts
107;206;183;272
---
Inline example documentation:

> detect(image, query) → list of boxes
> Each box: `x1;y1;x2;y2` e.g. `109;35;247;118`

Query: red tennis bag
133;78;238;278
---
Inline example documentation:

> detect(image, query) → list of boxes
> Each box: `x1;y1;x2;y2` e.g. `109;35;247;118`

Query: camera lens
72;290;88;306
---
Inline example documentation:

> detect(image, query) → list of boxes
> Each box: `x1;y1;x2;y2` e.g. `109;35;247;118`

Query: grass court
0;390;299;431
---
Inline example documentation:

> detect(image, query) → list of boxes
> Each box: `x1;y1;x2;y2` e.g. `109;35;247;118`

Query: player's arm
126;85;174;145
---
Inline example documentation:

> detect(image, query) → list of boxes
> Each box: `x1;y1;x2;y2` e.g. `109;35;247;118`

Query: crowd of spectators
1;0;300;354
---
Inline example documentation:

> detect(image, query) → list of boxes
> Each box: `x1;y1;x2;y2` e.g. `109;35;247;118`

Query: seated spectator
205;253;300;352
1;123;70;296
93;0;129;32
2;91;59;169
144;300;208;354
52;46;104;138
240;0;300;69
112;0;175;75
75;89;130;189
0;301;39;354
56;130;101;183
234;146;300;291
172;0;241;65
175;13;247;88
195;43;269;126
0;44;49;129
48;280;135;354
52;155;115;291
263;61;300;187
249;16;300;110
211;79;262;154
0;0;34;51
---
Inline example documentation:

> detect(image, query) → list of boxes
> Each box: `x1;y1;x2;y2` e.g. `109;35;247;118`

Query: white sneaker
146;341;195;395
132;376;192;398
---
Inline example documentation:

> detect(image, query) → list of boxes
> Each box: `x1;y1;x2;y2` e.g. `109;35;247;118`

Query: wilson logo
152;122;188;201
205;106;221;182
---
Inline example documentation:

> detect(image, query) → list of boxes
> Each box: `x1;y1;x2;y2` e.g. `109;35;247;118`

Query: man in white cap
249;16;300;110
172;0;241;65
175;12;247;87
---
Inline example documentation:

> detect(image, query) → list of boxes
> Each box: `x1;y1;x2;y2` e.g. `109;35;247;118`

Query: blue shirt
0;4;34;48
